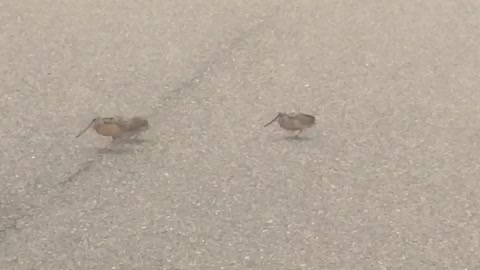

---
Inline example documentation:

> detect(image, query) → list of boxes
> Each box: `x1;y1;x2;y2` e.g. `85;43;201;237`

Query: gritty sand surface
1;0;480;269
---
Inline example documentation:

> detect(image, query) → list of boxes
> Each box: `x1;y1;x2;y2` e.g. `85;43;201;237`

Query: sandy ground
1;0;480;269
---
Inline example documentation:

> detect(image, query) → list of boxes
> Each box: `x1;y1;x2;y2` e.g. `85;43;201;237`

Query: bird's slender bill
76;120;94;138
264;114;280;127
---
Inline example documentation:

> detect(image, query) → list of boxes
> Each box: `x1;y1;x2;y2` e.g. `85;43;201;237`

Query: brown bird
264;112;315;137
76;116;149;140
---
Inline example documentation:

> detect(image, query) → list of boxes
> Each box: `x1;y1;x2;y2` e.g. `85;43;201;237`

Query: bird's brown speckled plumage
76;116;149;140
264;112;315;137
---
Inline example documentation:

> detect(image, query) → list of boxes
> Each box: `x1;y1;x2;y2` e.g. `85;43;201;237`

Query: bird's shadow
111;138;158;146
94;138;156;155
271;136;313;142
96;147;132;155
284;136;312;141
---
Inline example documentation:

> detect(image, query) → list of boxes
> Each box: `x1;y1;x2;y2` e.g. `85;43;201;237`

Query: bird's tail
128;117;149;131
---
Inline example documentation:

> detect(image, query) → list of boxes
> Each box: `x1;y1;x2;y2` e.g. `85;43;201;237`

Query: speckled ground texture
1;0;480;269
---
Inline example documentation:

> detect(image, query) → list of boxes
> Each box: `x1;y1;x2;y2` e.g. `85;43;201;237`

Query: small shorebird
76;116;149;141
264;112;315;137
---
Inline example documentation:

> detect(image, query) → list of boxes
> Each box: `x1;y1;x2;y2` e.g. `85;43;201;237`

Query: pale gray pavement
1;0;480;269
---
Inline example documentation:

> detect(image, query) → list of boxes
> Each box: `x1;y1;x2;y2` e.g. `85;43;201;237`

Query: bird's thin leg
130;132;141;140
110;136;123;146
295;130;303;137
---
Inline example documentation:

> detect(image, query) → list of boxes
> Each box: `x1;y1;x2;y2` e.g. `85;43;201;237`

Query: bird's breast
94;124;123;137
278;117;301;130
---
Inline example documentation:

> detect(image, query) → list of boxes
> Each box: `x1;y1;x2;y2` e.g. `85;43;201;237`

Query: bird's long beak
264;114;280;127
76;120;94;138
